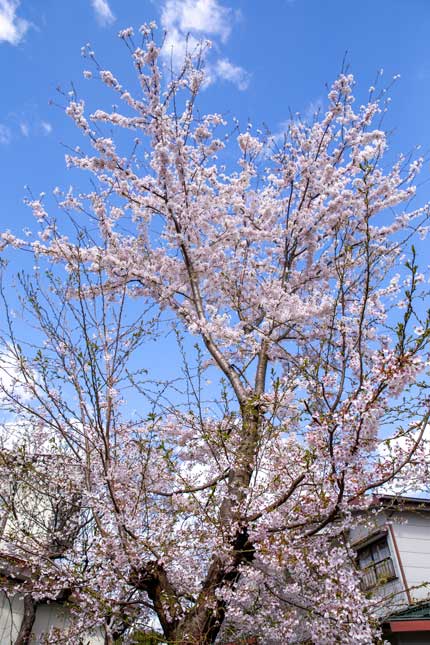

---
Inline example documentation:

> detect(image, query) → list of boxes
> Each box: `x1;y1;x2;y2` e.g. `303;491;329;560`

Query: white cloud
161;0;232;42
163;27;198;69
41;121;52;134
0;347;36;404
215;58;250;90
20;121;29;137
160;0;248;90
90;0;115;26
0;124;11;144
0;0;29;45
377;424;430;496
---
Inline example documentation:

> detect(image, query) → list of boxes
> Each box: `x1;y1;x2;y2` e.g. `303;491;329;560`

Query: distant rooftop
378;494;430;509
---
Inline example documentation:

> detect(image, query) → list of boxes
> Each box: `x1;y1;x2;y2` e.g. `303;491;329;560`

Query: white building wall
31;602;68;639
0;591;104;644
0;593;23;644
350;511;414;612
349;510;389;545
391;511;430;602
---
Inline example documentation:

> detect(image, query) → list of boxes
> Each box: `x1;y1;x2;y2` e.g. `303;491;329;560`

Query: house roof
377;495;430;512
387;601;430;622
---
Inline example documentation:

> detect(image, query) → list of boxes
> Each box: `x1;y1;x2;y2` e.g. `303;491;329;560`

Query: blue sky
0;0;429;431
1;0;430;236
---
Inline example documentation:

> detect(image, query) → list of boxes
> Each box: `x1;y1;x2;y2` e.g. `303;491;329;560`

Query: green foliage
121;630;166;644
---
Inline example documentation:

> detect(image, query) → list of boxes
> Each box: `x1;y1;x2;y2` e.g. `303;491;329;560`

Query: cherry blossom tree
1;25;430;644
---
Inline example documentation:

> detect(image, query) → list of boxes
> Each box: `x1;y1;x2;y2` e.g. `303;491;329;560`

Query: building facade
0;450;104;644
351;495;430;644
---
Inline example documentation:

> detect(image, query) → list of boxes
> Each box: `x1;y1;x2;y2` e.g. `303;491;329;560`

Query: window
357;536;397;590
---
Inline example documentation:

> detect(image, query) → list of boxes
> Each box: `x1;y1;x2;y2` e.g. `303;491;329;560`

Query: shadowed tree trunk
15;594;38;645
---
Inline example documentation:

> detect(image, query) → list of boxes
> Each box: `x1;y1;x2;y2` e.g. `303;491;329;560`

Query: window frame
356;535;397;590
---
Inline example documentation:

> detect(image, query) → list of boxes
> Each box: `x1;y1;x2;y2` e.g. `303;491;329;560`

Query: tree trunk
15;595;38;645
165;408;260;644
133;405;261;645
167;526;255;643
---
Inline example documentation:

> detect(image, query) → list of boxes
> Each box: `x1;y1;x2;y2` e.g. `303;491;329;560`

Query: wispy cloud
215;58;250;91
90;0;115;26
304;98;324;122
41;121;52;135
0;117;53;142
268;97;325;148
160;0;249;91
0;0;29;45
0;124;11;144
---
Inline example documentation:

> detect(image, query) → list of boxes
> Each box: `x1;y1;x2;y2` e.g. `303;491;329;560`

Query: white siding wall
349;512;411;615
0;593;24;644
391;511;430;602
31;602;68;639
349;510;389;545
0;592;104;644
